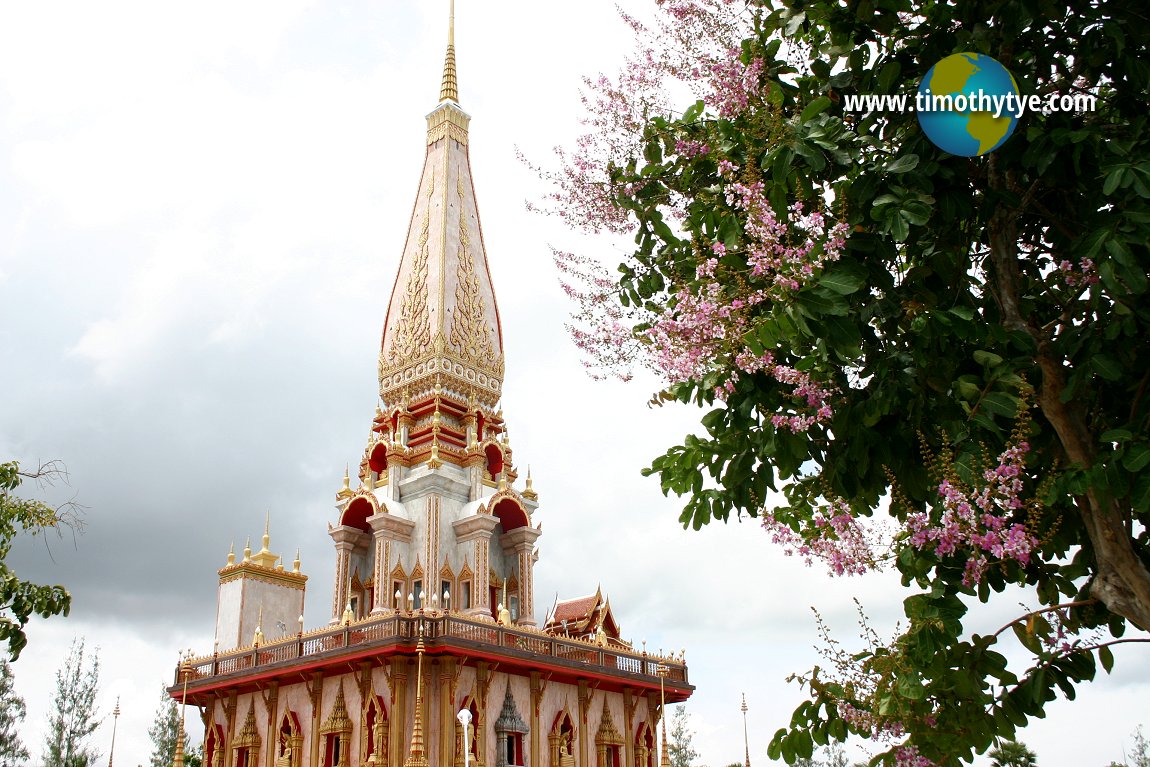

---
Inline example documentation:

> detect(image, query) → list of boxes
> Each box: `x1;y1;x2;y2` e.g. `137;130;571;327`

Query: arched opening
491;498;528;532
368;442;388;477
276;711;303;767
485;443;504;479
205;723;225;767
549;711;576;767
363;695;388;766
340;496;374;534
454;697;483;767
635;722;655;767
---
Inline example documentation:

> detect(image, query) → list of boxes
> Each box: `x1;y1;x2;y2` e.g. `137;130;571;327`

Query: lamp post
657;664;670;767
107;697;120;767
741;694;751;767
457;709;473;767
173;650;191;767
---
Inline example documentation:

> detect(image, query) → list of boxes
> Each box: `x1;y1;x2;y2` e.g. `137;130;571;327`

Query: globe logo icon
917;53;1020;157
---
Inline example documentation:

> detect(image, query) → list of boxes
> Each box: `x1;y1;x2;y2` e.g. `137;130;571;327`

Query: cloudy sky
1;2;1147;766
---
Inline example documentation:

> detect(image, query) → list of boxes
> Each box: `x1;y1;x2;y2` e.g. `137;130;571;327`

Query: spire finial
226;541;235;566
261;511;271;553
404;629;430;767
439;0;458;103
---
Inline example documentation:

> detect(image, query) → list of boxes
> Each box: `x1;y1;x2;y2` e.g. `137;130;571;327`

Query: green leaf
817;268;866;295
801;96;834;123
980;391;1019;418
973;350;1004;368
1091;354;1122;381
1123;443;1150;472
886;154;920;174
1099;644;1115;674
1101;428;1134;443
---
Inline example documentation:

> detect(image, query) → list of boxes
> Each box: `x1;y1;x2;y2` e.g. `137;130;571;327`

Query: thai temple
171;6;692;767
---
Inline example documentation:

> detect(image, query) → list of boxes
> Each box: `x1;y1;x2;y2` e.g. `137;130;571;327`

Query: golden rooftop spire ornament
439;0;458;103
658;664;671;767
253;607;265;647
338;465;354;499
403;628;431;767
226;541;235;566
260;511;271;554
242;538;251;563
523;466;537;500
293;548;301;574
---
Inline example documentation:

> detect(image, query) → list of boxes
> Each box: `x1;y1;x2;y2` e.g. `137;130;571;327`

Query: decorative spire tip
439;0;459;103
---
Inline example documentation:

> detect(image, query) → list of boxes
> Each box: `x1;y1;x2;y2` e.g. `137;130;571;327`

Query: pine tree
43;638;100;767
0;658;30;767
667;706;698;767
148;684;189;767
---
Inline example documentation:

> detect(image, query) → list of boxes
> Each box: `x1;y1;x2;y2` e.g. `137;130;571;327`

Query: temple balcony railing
174;611;689;691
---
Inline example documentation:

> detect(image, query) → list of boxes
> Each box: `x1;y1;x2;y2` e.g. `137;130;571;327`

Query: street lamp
107;697;120;767
457;709;473;767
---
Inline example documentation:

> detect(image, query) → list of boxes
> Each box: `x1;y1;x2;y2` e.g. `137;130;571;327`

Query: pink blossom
762;500;880;577
906;440;1039;585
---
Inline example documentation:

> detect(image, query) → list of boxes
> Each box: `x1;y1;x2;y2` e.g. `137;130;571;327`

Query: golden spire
253;607;265;647
404;632;430;767
226;541;235;566
260;511;271;554
439;0;458;103
523;466;537;500
338;465;354;500
242;538;251;563
293;548;301;574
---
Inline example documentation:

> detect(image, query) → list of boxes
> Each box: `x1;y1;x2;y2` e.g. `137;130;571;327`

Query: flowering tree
0;460;75;660
539;0;1150;764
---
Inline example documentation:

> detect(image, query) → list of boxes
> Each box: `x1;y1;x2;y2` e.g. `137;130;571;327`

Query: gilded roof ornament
403;631;430;767
337;465;354;500
439;0;458;103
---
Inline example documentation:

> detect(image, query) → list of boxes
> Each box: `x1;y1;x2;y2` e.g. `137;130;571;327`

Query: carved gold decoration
385;178;435;366
321;685;354;734
428;107;469;146
450;178;496;367
595;699;623;746
234;705;261;748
